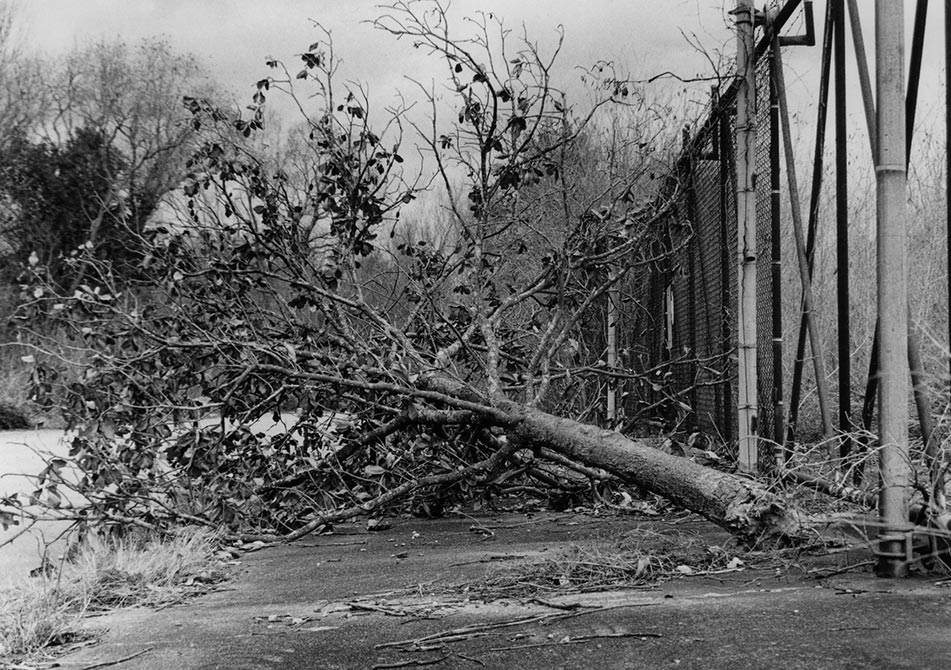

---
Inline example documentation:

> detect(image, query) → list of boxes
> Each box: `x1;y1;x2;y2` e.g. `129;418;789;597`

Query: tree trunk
420;375;805;545
511;408;803;544
503;404;803;545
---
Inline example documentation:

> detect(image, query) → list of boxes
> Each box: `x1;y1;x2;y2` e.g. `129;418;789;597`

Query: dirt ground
54;511;951;670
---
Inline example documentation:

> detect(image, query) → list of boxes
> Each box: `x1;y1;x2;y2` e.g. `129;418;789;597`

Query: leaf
364;465;387;477
46;488;62;509
454;63;463;73
507;116;527;136
283;342;298;363
726;557;745;570
0;510;20;531
296;70;308;80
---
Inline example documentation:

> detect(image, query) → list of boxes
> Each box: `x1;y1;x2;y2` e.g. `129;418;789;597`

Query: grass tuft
0;580;88;660
76;527;229;611
0;526;227;663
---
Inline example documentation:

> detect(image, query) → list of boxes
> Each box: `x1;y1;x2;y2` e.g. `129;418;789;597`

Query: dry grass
484;527;740;595
0;579;88;661
0;526;228;663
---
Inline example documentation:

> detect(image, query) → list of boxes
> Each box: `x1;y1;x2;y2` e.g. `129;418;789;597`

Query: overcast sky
18;1;738;100
12;1;951;162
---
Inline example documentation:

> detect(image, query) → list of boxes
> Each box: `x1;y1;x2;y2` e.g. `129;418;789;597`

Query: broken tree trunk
504;404;804;545
420;374;804;545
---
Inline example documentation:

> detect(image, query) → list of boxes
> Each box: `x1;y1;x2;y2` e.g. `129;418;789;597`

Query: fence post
734;0;759;473
874;0;911;578
606;270;618;426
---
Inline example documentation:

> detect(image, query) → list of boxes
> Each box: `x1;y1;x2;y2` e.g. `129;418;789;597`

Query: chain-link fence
613;40;783;467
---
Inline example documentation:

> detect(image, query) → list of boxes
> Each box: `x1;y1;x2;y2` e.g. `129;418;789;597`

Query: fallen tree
5;2;805;547
508;407;803;542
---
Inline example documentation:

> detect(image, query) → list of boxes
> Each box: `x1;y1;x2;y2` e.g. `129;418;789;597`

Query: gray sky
15;1;742;114
13;1;951;162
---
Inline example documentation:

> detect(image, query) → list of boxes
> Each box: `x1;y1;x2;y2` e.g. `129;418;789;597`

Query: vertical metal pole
858;0;934;485
735;0;759;473
905;0;939;491
947;0;951;398
907;0;929;155
768;43;785;461
847;0;879;158
606;274;618;426
875;0;911;579
852;0;880;465
787;0;834;447
833;0;852;461
717;90;734;446
773;38;835;444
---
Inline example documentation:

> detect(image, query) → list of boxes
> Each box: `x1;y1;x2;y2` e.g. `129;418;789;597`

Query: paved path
59;513;951;670
0;429;68;582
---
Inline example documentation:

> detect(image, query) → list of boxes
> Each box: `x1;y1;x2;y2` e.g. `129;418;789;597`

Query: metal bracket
873;530;916;563
778;1;816;47
873;528;942;568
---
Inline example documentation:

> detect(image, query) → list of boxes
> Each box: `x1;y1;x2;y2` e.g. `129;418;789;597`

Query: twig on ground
808;560;875;578
372;654;450;669
489;630;663;651
348;602;410;617
528;597;582;611
78;647;154;670
449;554;526;567
376;613;562;651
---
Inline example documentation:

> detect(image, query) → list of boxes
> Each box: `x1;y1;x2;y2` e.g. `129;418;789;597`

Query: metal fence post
874;0;911;578
734;0;759;473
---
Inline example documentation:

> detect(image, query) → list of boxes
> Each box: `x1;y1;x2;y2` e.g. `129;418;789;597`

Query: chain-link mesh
616;40;782;469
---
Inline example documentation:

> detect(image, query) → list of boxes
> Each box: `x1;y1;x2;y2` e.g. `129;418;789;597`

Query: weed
0;526;228;664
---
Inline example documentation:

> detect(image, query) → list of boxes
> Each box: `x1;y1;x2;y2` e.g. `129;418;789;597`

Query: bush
0;402;30;430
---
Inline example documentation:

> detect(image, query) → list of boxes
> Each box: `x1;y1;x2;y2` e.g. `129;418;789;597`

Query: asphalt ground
55;511;951;670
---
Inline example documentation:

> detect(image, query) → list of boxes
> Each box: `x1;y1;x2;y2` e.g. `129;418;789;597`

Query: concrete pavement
55;512;951;670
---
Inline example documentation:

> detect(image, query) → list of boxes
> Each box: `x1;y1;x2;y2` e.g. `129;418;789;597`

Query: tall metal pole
606;274;618;426
874;0;911;579
833;0;852;461
768;44;785;456
787;0;833;447
941;0;951;508
946;0;951;429
735;0;759;473
772;38;835;444
847;0;878;158
717;89;734;446
853;0;934;490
